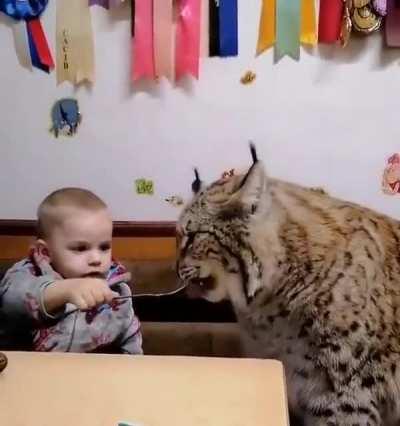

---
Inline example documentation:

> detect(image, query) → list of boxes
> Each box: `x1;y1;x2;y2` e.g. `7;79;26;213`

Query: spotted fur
177;147;400;426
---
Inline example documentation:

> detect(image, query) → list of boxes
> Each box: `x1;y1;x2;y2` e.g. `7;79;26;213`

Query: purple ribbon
373;0;387;16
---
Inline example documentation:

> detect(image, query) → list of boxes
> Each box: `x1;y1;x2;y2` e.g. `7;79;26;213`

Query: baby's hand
44;278;119;313
62;278;119;310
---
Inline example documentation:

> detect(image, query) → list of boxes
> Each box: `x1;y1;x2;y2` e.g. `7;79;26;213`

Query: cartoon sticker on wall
135;179;154;195
382;153;400;195
240;71;256;85
50;98;81;138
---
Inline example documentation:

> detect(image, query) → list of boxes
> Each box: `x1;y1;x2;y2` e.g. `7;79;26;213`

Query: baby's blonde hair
37;187;108;239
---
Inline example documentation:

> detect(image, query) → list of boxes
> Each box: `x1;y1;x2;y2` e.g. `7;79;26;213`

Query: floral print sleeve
0;257;65;323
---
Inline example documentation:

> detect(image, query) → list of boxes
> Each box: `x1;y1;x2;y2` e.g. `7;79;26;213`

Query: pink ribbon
153;0;174;81
175;0;201;80
132;0;155;81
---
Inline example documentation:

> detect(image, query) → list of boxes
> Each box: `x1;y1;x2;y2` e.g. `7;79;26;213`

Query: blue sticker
50;98;81;138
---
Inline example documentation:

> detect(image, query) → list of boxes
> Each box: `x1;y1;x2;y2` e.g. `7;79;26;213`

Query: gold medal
353;0;369;7
352;4;382;34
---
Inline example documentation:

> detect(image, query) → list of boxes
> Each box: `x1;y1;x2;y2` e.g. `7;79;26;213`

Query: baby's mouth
83;271;106;279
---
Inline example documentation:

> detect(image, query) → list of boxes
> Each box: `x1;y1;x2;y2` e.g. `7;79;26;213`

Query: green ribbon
275;0;300;61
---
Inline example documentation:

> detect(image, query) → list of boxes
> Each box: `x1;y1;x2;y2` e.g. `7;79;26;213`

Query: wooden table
0;352;289;426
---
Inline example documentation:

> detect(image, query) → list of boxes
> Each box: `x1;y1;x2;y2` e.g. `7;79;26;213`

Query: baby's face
45;208;113;279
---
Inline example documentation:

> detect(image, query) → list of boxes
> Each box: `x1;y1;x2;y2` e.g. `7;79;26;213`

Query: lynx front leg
302;389;381;426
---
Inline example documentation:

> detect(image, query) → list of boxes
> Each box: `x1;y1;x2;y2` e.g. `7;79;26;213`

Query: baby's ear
34;239;51;261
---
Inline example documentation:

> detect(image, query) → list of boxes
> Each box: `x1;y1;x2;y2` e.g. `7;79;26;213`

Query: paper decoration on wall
209;0;238;58
165;195;184;207
131;0;238;82
256;0;316;59
153;0;174;81
5;0;400;85
240;71;256;85
209;0;220;56
50;98;81;138
276;0;301;60
56;0;95;85
132;0;155;81
176;0;201;80
256;0;275;56
219;0;238;57
300;0;317;46
319;0;343;43
135;179;154;195
0;0;54;73
318;0;382;46
382;153;400;195
200;0;210;57
256;0;387;59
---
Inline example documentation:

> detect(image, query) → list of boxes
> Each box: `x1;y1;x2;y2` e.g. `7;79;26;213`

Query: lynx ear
191;168;203;194
249;142;258;164
235;143;269;215
236;161;268;214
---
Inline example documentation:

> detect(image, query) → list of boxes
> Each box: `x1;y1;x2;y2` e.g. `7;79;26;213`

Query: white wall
0;1;399;221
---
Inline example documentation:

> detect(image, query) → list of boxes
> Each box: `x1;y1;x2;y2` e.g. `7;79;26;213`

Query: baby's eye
99;243;111;252
71;245;88;253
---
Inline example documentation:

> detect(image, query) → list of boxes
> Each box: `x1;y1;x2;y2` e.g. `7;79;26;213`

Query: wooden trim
113;237;176;260
0;220;177;237
113;221;176;237
0;220;36;236
0;236;36;260
0;236;176;261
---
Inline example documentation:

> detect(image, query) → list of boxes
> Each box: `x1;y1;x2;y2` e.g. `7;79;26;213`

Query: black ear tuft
192;168;202;194
249;142;258;164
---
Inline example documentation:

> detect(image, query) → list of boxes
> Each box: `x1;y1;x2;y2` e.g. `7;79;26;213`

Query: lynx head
177;144;271;306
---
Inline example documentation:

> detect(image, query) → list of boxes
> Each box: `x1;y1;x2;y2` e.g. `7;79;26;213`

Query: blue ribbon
219;0;238;57
0;0;50;72
0;0;48;21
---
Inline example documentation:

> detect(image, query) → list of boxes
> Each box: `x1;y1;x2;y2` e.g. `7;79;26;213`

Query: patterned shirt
0;252;142;354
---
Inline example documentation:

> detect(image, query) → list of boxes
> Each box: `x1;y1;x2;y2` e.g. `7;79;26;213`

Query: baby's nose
88;251;101;266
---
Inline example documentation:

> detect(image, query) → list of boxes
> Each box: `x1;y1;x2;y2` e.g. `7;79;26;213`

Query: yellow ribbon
300;0;317;45
256;0;276;56
56;0;95;85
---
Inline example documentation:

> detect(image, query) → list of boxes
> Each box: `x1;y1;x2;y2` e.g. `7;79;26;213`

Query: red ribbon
318;0;343;43
27;18;54;69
